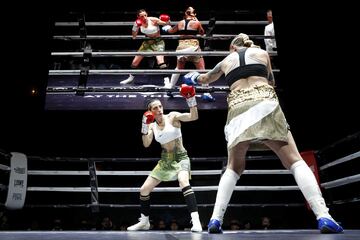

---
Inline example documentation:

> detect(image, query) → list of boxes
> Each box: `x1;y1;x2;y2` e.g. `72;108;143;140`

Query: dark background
1;1;359;157
0;0;359;231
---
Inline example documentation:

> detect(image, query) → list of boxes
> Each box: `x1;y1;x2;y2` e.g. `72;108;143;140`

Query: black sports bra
225;48;269;87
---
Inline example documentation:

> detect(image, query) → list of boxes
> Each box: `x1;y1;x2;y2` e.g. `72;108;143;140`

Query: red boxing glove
141;111;154;135
136;18;143;27
143;111;154;124
180;84;195;98
180;84;197;107
159;14;170;23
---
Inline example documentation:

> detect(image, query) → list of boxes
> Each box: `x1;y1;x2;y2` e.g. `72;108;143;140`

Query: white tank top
140;18;159;35
153;117;182;145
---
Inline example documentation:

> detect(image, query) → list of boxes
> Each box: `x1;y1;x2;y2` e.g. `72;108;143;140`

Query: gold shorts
225;85;289;150
176;39;202;63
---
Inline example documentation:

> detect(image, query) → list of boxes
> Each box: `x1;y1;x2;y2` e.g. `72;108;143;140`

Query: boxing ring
1;132;359;239
1;9;359;240
46;17;279;110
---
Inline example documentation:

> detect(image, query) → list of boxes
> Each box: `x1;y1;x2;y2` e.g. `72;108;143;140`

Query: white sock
211;168;240;224
191;211;200;220
170;68;180;88
290;160;331;219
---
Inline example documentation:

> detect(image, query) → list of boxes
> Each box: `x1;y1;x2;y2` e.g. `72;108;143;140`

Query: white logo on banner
5;152;28;209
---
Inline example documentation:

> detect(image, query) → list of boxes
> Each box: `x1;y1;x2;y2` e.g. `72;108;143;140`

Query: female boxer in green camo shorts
128;94;202;232
120;9;169;85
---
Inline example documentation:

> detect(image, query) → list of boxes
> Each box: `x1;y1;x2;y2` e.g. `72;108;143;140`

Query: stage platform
1;230;359;240
45;74;229;110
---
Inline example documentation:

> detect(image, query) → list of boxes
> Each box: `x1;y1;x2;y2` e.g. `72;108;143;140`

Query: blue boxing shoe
201;93;216;102
208;219;222;234
318;217;344;233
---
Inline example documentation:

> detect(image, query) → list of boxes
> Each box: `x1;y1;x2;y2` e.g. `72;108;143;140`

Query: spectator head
243;220;251;230
101;216;113;230
267;10;273;23
170;219;179;231
261;216;271;229
157;219;167;230
229;219;241;230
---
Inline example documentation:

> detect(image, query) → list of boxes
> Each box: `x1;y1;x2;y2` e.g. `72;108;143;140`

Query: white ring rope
0;164;10;171
53;34;274;40
55;20;269;27
51;50;278;57
49;69;280;75
320;150;360;171
26;185;300;192
27;155;277;162
17;203;305;208
26;169;291;176
321;174;360;189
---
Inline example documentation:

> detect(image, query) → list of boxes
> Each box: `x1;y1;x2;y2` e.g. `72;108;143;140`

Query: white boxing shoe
190;212;202;232
163;77;172;89
120;74;135;85
127;214;150;231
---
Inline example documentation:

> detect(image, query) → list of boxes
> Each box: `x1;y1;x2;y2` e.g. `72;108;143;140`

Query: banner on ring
5;152;28;210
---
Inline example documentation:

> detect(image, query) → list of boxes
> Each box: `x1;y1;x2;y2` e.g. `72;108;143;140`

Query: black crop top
177;19;198;36
225;48;269;87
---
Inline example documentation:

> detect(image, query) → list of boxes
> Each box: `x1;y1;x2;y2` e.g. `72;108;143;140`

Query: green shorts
138;38;165;52
150;151;191;181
